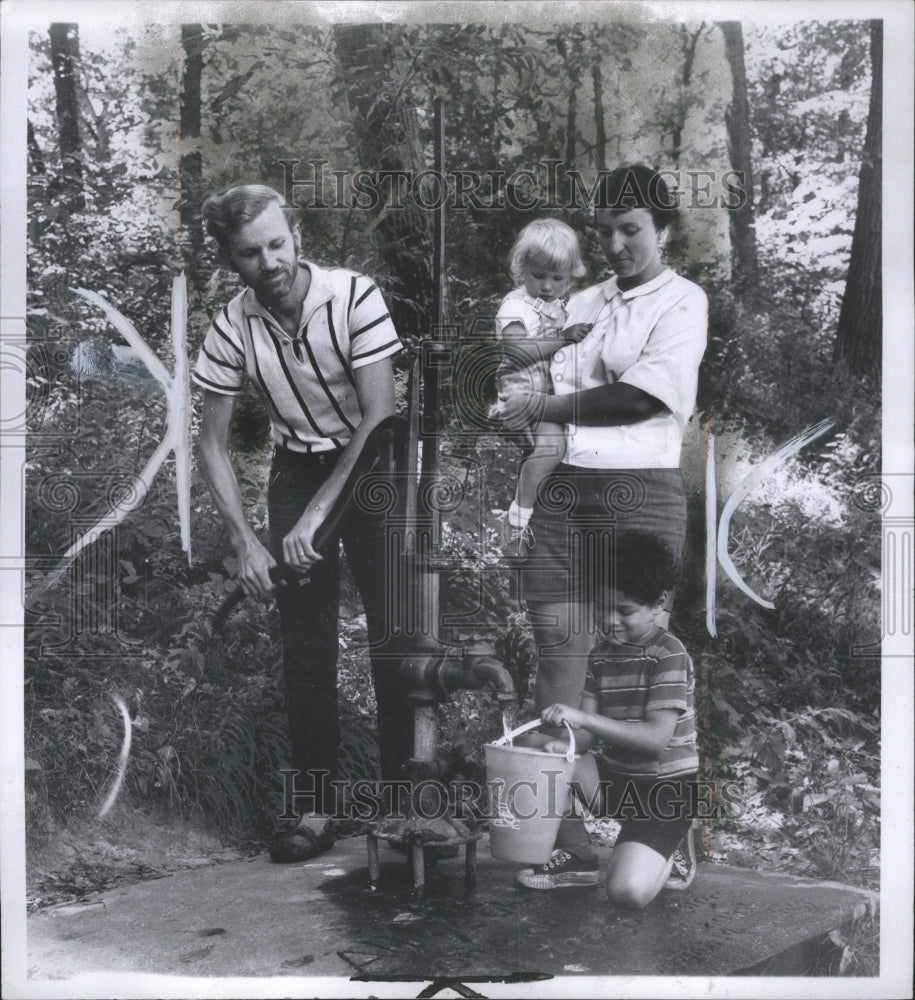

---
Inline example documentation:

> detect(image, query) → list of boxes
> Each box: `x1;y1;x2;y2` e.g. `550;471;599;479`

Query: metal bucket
485;719;577;864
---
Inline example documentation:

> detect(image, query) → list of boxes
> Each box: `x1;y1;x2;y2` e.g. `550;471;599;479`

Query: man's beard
256;262;297;301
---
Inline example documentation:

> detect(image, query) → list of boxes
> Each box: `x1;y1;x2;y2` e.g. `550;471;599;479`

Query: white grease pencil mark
98;695;132;819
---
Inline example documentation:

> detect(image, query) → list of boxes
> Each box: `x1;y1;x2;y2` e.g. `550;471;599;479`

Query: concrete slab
27;833;874;983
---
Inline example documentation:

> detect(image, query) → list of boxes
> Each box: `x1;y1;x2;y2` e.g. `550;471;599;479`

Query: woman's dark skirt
520;465;687;605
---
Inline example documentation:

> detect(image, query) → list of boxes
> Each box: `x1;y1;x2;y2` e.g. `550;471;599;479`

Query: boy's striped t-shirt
584;626;699;779
192;262;401;453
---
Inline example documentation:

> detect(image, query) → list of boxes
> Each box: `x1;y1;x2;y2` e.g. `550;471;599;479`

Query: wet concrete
27;833;874;983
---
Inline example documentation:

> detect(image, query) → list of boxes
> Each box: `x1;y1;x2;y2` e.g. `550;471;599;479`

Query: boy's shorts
593;761;697;861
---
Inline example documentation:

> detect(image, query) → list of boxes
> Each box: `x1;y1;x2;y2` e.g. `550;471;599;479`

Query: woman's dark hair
605;530;681;606
595;164;679;232
202;185;299;251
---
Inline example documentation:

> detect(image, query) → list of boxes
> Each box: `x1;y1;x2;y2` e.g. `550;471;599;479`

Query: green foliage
687;488;880;888
26;573;283;837
745;21;870;214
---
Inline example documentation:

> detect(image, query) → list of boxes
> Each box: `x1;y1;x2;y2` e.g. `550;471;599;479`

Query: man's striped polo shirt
584;626;699;779
193;262;401;453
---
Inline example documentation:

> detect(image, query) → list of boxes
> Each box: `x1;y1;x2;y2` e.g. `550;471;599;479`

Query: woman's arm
542;383;666;426
494;382;665;430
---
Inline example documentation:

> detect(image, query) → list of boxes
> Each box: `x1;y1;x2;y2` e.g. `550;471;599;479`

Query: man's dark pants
268;446;414;817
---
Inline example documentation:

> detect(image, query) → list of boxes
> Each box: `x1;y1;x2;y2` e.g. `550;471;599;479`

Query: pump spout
395;643;517;708
457;652;517;708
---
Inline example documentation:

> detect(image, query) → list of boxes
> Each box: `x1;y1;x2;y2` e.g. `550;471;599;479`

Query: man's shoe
663;824;697;891
269;822;335;863
515;849;600;890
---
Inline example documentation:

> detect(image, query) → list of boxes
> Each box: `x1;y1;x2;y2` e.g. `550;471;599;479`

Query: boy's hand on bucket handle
542;703;584;729
543;739;571;754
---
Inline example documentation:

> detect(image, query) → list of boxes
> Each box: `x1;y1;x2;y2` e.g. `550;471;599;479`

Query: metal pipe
413;704;439;762
396;648;516;707
465;655;517;706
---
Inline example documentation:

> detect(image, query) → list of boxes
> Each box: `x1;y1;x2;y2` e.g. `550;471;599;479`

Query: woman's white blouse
549;269;708;469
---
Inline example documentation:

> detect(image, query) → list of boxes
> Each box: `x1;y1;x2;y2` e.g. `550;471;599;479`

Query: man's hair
509;218;586;287
595;164;679;232
201;185;299;251
605;531;681;607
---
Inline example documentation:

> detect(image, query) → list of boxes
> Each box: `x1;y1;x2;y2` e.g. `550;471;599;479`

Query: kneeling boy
516;532;699;908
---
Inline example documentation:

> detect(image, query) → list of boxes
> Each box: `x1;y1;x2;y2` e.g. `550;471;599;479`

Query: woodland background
21;11;882;966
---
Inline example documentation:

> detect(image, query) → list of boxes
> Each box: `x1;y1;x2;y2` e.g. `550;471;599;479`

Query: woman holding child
493;164;707;716
491;164;707;905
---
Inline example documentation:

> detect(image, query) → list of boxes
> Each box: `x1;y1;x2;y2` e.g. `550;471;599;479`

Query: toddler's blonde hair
509;218;586;287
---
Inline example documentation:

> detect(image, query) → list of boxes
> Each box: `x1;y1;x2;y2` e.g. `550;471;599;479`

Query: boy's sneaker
515;849;600;890
663;824;697;891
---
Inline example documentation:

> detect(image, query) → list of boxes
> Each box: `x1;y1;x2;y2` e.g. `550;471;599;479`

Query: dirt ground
25;805;256;912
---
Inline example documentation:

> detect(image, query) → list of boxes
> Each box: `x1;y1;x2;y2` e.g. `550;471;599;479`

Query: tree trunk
719;21;759;292
566;71;578;168
49;23;84;210
333;23;436;342
835;20;882;377
670;25;704;170
592;60;607;172
179;24;205;277
490;25;507;170
556;29;583;167
28;119;46;174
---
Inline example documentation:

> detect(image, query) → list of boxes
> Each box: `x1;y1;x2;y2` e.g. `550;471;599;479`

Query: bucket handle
494;718;576;763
